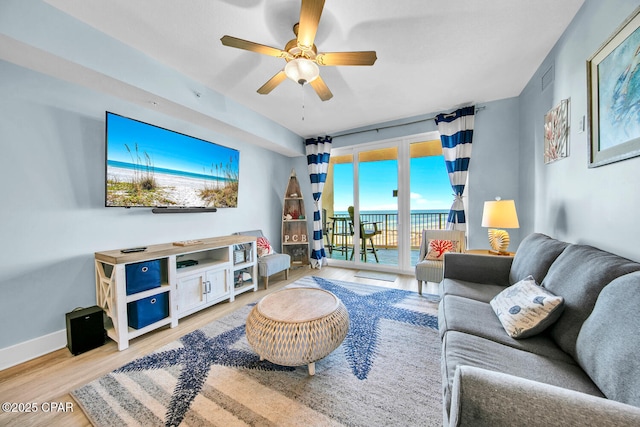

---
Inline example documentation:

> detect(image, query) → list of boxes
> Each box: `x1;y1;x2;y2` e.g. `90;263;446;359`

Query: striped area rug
72;276;442;426
353;270;398;282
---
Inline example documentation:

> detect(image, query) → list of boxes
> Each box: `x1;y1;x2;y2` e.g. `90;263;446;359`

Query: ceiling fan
220;0;377;101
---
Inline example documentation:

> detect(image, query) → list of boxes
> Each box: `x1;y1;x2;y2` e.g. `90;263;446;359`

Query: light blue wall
468;98;521;250
519;0;640;261
0;60;294;349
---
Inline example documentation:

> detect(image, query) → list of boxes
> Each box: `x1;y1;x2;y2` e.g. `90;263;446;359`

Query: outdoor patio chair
348;206;381;263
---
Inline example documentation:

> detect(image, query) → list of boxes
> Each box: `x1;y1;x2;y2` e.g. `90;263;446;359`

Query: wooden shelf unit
95;235;257;350
282;169;309;265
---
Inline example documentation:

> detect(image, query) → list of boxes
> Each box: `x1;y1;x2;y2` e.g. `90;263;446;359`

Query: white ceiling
42;0;584;139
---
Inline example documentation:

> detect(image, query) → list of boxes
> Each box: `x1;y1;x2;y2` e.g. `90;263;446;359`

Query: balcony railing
328;211;448;250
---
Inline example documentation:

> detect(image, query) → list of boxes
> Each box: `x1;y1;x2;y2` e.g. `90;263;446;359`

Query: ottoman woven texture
246;287;349;375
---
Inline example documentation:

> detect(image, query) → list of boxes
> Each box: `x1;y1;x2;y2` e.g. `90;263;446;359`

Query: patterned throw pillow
490;275;565;339
425;239;457;260
256;237;274;257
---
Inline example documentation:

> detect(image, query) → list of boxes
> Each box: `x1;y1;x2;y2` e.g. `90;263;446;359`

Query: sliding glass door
325;154;353;261
356;147;398;266
323;132;447;274
409;140;451;266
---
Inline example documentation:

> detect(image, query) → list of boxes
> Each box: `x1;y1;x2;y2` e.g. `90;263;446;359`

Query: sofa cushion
415;259;445;283
576;272;640;407
490;275;565;339
509;233;569;284
444;253;512;286
439;295;575;364
257;253;291;276
542;244;640;358
442;331;604;419
439;278;506;303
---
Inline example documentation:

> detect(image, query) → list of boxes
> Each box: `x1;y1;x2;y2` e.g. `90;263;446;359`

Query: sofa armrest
449;365;640;427
443;253;512;286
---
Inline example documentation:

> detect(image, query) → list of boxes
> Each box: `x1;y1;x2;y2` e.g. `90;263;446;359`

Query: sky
333;156;453;212
106;112;239;176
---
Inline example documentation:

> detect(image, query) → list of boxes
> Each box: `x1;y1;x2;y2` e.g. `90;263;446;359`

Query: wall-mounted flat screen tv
105;112;239;208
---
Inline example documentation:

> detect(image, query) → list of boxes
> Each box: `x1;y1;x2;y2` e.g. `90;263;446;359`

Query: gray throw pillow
490;275;565;339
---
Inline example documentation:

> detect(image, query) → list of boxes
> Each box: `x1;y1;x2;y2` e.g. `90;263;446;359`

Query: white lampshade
481;199;519;229
284;58;319;85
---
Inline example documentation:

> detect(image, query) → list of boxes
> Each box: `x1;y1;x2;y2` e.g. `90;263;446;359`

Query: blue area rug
72;276;442;426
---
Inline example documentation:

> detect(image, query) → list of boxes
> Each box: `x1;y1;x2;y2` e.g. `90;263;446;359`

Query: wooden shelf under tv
95;235;257;350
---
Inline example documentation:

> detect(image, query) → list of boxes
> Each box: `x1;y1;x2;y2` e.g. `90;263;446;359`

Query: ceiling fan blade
257;70;287;94
316;51;378;66
297;0;325;51
220;35;290;58
310;76;333;101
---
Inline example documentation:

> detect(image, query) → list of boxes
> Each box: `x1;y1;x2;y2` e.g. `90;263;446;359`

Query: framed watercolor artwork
544;98;570;164
587;6;640;167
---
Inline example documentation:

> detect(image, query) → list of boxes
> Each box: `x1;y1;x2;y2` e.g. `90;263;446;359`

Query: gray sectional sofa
439;233;640;426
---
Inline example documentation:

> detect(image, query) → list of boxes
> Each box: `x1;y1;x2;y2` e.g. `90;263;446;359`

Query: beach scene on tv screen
106;113;239;208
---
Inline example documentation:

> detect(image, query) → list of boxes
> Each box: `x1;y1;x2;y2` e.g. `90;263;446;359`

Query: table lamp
481;198;519;255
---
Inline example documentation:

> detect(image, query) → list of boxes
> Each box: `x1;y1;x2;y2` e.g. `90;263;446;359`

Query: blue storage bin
127;292;169;329
126;260;161;295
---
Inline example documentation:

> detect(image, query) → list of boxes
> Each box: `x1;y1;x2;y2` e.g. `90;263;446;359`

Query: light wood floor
0;266;436;427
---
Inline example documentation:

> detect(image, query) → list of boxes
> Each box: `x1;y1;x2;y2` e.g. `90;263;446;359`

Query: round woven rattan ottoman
246;287;349;375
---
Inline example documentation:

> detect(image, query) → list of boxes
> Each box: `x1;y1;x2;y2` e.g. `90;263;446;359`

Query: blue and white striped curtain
435;106;475;231
305;136;332;268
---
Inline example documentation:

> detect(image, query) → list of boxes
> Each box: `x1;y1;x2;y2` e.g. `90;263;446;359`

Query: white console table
95;235;257;350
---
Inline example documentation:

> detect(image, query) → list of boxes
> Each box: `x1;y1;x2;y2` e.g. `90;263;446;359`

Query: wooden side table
465;249;515;257
245;287;349;375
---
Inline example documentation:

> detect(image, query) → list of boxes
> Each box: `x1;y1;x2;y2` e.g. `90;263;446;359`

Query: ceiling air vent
541;65;554;92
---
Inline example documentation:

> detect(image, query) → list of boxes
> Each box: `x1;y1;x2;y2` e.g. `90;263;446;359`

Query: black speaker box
66;306;106;355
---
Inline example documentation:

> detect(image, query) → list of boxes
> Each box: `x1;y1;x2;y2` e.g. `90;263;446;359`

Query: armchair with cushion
415;229;466;294
234;230;291;289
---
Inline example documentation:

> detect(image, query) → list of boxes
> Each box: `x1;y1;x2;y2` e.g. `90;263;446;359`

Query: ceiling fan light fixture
284;58;319;85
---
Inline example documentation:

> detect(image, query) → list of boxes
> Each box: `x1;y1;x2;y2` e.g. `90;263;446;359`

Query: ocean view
334;209;449;216
330;209;450;248
107;160;232;183
333;209;449;228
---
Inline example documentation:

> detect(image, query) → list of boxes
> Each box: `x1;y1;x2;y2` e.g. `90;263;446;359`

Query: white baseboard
0;330;67;371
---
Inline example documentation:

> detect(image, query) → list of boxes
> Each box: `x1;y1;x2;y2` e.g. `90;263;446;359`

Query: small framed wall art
587;6;640;167
544;98;570;164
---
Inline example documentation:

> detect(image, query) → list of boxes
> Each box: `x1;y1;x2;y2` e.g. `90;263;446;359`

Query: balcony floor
327;246;420;266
